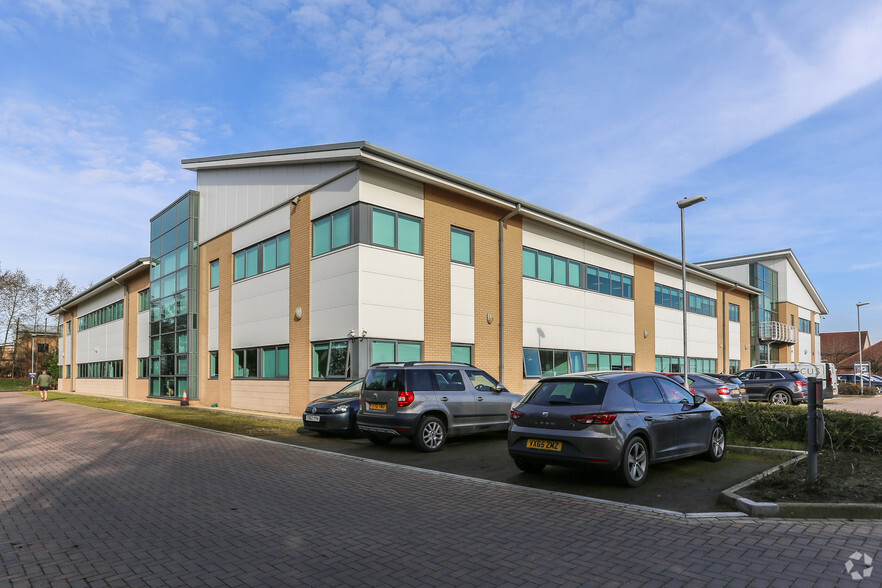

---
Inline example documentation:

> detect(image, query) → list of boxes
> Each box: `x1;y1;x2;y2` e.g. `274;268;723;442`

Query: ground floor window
451;344;473;365
370;340;422;364
312;340;351;378
523;348;633;377
655;356;717;374
138;358;149;378
234;345;289;378
76;360;123;378
729;359;740;373
209;351;218;378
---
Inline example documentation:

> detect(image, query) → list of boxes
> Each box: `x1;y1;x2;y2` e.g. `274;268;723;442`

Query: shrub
714;402;882;453
839;382;877;396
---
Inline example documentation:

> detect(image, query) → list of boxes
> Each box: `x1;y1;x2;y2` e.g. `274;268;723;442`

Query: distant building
836;339;881;375
0;323;60;378
49;142;830;416
820;331;871;366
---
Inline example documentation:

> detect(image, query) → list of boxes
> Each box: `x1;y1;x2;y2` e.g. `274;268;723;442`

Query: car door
655;377;710;455
628;376;681;460
737;370;765;401
430;368;475;434
465;369;513;430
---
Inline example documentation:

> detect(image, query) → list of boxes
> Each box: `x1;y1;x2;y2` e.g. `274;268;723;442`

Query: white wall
310;171;359;219
137;310;149;358
232;206;290;252
358;246;424;341
728;321;742;361
311;246;359;341
231;268;290;348
197;161;354;243
655;306;718;360
208;289;219;351
76;321;125;362
655;264;717;299
522;218;633;275
359;167;424;219
78;286;124;316
451;264;475;344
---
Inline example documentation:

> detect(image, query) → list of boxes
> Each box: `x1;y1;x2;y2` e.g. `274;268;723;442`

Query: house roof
696;249;827;315
183;141;761;296
837;340;882;372
48;258;153;315
821;331;870;355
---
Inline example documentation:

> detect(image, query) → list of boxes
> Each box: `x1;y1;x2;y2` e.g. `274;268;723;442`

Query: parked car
356;361;518;452
704;373;747;399
734;368;809;405
662;372;743;402
507;372;726;487
837;374;882;393
752;362;838;398
301;379;364;435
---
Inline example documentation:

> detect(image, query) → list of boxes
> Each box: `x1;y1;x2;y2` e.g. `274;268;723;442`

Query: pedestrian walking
35;370;51;402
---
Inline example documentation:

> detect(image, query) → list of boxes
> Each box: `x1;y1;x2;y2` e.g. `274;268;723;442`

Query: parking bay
266;430;787;514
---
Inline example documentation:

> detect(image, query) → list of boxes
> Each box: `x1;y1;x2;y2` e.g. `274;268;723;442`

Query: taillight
795;382;807;391
717;387;730;396
571;413;617;425
397;391;415;407
689;385;696;395
510;408;524;420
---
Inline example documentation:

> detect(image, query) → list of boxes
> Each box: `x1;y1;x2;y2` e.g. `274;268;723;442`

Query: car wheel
413;416;446;452
366;432;393;445
619;436;649;487
769;390;792;405
513;457;546;474
705;424;726;462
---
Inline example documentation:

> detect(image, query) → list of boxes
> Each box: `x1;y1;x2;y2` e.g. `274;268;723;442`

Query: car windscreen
522;379;607;406
364;369;406;392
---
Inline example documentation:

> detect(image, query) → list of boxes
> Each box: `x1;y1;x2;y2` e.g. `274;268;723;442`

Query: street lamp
677;195;707;383
857;302;870;394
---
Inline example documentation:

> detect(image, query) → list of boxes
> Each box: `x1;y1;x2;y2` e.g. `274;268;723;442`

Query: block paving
1;391;880;586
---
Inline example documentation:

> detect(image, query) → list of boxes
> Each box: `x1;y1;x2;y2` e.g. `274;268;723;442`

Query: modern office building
51;142;827;416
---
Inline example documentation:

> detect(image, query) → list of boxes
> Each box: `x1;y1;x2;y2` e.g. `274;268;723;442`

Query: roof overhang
48;257;152;316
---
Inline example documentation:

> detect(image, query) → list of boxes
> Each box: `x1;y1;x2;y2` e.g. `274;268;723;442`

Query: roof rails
368;361;476;368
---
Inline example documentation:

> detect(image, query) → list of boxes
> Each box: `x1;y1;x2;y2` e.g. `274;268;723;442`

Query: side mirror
693;395;707;406
495;383;508;394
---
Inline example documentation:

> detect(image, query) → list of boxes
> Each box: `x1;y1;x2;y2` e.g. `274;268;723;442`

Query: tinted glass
313;217;331;255
431;370;465;391
524;380;607;406
629;377;663;404
332;209;351;249
451;228;472;264
372;209;396;248
523;249;537;278
398;216;421;254
365;368;405;392
657;378;693;403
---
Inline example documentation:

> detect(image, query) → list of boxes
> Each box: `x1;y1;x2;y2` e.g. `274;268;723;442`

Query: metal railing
758;321;796;344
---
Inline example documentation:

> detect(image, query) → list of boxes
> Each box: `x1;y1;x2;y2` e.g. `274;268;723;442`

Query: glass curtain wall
148;192;198;399
749;262;779;365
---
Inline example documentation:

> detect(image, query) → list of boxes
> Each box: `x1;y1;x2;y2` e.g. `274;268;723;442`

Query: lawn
1;378;33;392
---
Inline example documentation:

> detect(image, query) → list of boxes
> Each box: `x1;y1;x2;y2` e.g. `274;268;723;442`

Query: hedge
714;402;882;453
838;382;878;396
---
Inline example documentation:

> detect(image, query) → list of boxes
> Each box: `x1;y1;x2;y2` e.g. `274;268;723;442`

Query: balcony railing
758;321;796;344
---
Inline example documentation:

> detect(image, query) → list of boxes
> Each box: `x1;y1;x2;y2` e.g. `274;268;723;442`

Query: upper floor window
314;208;352;256
688;293;716;317
139;289;150;312
654;284;683;310
371;207;422;254
234;232;290;281
523;247;632;297
77;300;124;331
451;227;473;265
799;318;811;333
210;260;219;289
729;303;740;322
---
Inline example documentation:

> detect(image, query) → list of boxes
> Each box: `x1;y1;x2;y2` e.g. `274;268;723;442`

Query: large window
523;348;633;377
451;227;473;265
655;284;715;316
313;208;353;256
234;346;289;378
234;232;290;281
371;207;422;254
77;360;123;379
523;247;632;298
312;340;351;378
688;293;716;317
655;356;717;373
78;300;124;331
370;340;422;364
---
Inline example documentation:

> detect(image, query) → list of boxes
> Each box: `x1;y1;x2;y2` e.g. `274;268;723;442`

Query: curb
720;447;882;519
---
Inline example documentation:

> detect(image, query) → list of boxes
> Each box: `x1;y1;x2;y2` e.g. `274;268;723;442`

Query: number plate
304;414;321;422
526;439;562;451
369;402;386;411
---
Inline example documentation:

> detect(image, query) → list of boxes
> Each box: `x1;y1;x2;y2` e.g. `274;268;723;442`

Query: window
688;293;716;317
76;360;123;379
451;227;473;265
451;344;473;364
37;343;49;353
815;322;820;335
209;351;218;378
729;303;740;322
466;370;498;391
312;340;350;378
313;208;353;256
655;356;716;373
234;346;288;378
77;300;124;331
139;289;150;312
138;358;149;378
729;360;740;373
210;260;219;289
655;285;714;316
799;318;811;333
234;232;290;281
523;348;632;377
371;207;422;254
370;340;423;364
522;247;632;297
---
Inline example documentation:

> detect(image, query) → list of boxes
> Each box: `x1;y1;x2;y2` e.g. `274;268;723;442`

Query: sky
2;0;881;343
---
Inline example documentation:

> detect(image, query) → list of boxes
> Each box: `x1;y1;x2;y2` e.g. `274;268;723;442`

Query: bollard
806;377;819;483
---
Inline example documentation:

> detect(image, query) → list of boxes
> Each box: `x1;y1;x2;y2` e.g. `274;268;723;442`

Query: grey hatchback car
357;361;519;452
508;372;726;487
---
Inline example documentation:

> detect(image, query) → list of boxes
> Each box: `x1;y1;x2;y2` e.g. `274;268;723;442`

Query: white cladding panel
197;161;353;243
208;289;219;351
137;310;149;358
799;332;813;361
688;314;719;359
231;268;290;348
655;306;685;356
523;280;635;353
232;206;290;251
311;247;359;341
359;167;424;218
78;286;125;316
310;171;359;219
655;265;717;299
76;321;125;362
451;264;475;344
521;218;633;275
703;264;749;285
782;262;818;312
358;246;424;341
728;322;741;361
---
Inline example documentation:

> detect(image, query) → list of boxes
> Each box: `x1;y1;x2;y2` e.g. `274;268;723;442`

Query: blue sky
2;0;881;343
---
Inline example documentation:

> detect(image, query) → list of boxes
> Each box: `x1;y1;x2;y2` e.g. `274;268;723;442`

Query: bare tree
0;266;31;346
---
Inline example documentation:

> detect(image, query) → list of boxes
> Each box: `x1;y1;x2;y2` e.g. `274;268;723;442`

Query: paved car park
2;391;881;586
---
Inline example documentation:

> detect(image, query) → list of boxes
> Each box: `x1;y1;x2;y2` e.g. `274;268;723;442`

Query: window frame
233;232;291;282
450;227;474;265
370;206;423;255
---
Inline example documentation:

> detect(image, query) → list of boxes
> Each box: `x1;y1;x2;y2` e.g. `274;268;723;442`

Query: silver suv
356;361;518;452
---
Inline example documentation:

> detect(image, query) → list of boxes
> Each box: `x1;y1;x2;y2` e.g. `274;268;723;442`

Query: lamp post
677;195;707;383
857;302;869;393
